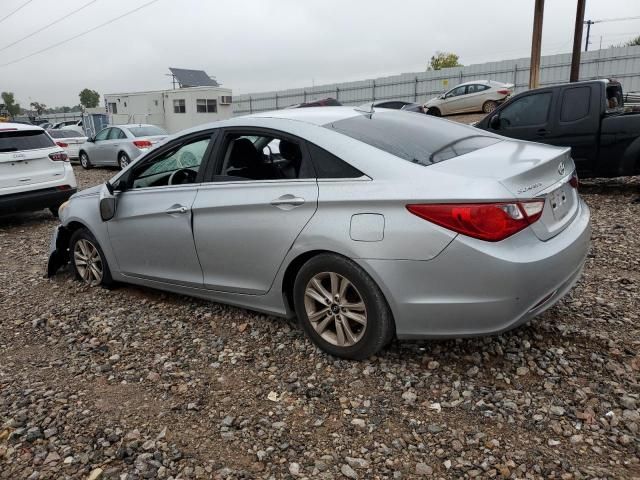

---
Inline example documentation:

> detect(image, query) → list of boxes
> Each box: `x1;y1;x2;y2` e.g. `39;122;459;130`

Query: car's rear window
128;126;167;137
48;130;82;139
324;112;500;165
0;129;55;152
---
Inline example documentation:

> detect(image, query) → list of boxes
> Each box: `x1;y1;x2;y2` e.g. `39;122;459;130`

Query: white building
104;85;233;134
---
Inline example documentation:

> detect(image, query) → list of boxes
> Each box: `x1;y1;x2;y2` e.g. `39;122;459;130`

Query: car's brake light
133;140;152;149
56;142;68;148
49;151;69;162
569;171;579;189
497;89;511;95
406;200;545;242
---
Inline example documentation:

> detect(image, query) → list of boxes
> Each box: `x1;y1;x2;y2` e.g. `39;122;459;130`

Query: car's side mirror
99;196;116;221
489;115;501;130
87;136;94;142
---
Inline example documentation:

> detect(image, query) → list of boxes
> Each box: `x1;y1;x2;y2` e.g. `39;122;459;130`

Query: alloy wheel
73;239;103;286
304;272;367;347
80;154;88;168
119;154;129;169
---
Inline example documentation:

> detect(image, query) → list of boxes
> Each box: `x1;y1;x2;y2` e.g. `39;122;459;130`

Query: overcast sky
1;0;638;107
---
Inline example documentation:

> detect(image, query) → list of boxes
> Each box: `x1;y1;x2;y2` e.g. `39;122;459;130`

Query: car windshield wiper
0;148;18;152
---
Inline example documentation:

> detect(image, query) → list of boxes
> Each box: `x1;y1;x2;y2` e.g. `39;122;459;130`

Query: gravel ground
1;159;640;479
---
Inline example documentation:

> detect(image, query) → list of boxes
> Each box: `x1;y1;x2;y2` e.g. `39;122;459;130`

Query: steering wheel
168;168;197;185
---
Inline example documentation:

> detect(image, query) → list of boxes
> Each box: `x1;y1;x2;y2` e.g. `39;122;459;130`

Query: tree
428;51;462;71
30;101;47;116
79;88;100;108
625;35;640;47
1;91;21;117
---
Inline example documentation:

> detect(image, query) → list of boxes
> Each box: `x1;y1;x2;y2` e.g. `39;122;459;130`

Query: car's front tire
70;228;113;287
79;152;92;169
118;152;130;170
426;107;441;117
483;100;498;113
293;253;395;360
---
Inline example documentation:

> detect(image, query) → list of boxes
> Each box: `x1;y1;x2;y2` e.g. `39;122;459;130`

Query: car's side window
214;132;314;181
447;86;467;98
307;143;364;179
500;92;552;128
95;128;110;141
108;128;123;140
560;87;590;122
129;137;211;189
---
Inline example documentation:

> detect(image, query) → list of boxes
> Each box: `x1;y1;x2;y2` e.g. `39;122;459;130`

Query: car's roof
0;122;44;132
113;123;158;128
245;107;362;126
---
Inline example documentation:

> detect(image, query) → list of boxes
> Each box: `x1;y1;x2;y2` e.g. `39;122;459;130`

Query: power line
0;0;99;53
590;15;640;24
0;0;162;68
0;0;35;25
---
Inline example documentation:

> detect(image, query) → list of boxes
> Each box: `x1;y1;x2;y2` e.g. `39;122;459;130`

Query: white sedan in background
47;129;87;160
424;80;514;116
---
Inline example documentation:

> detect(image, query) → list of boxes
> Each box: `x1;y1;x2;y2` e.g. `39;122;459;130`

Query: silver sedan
48;108;590;359
79;124;168;170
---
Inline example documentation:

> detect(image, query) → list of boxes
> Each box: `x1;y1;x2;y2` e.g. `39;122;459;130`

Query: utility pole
529;0;545;89
570;0;587;82
584;19;594;51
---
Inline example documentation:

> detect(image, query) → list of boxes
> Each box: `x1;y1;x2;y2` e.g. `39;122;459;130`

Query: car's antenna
354;102;375;119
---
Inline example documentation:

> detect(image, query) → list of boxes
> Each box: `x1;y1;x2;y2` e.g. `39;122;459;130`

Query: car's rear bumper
357;199;591;339
0;186;77;215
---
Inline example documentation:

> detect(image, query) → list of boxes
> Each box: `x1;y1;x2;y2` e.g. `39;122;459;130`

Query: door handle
270;194;305;209
165;205;188;214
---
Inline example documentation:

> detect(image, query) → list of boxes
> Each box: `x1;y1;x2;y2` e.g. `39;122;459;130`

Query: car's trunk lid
429;140;579;241
0;148;65;190
0;129;65;190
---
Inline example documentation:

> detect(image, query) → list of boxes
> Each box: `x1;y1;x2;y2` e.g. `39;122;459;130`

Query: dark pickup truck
475;79;640;178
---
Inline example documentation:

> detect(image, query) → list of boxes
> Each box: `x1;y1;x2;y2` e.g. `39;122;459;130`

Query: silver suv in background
0;123;77;217
79;124;168;169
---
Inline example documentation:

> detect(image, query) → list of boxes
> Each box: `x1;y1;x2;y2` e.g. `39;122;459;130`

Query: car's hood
424;96;443;107
72;184;102;199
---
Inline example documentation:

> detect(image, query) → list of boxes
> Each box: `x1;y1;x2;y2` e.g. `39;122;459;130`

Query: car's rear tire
482;100;498;113
70;228;113;287
427;107;441;117
79;152;92;169
293;253;395;360
118;152;130;170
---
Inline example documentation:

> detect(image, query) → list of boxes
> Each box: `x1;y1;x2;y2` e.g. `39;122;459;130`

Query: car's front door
91;127;111;164
442;85;468;114
106;133;215;287
191;129;319;294
489;90;555;142
103;127;126;165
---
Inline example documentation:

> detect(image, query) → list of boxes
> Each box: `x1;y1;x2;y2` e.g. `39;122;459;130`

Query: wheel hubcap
304;272;367;347
120;156;128;167
74;239;103;286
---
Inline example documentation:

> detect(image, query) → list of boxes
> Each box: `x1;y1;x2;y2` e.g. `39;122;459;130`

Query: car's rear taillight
497;89;511;95
406;200;545;242
133;140;152;149
49;151;69;162
56;142;68;148
569;171;579;189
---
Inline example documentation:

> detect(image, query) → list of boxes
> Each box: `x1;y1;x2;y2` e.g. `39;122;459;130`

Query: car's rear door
544;84;600;175
191;128;318;294
0;128;63;191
